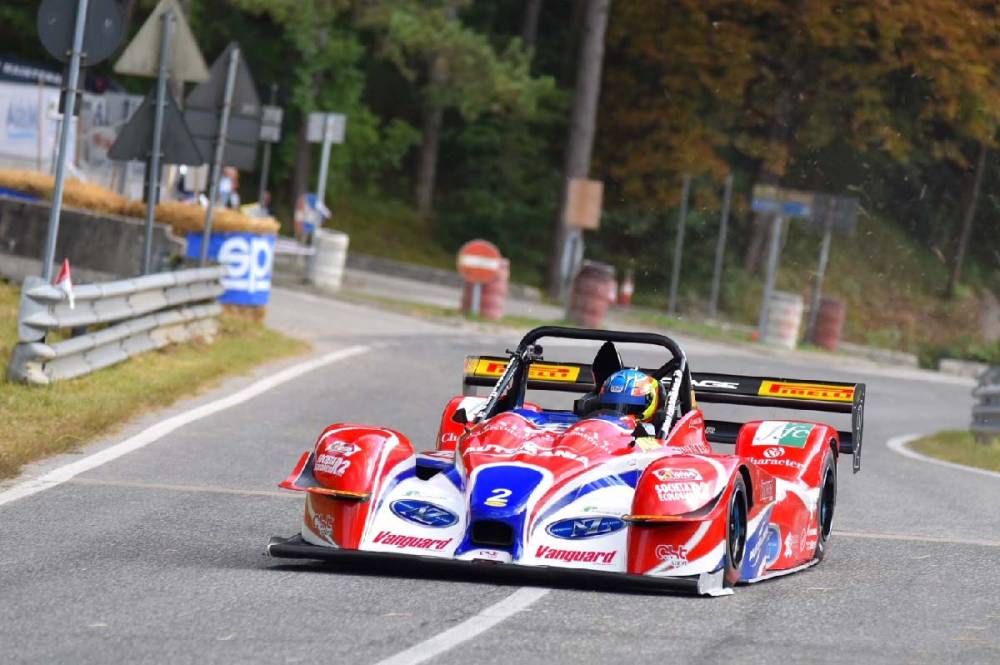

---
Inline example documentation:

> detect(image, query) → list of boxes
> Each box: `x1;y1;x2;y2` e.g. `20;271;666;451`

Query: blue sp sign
186;232;274;307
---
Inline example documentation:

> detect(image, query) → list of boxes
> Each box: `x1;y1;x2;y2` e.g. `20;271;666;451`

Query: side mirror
452;408;468;425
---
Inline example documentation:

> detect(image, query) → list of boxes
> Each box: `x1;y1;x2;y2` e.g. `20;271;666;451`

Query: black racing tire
813;448;838;562
724;474;749;587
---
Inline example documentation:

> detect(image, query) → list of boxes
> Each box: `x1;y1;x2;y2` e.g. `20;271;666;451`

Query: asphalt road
1;287;996;664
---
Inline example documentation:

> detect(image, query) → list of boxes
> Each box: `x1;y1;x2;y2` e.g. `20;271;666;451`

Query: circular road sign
38;0;125;67
456;240;502;284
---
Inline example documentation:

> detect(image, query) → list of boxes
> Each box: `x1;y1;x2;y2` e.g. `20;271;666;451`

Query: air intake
470;520;514;548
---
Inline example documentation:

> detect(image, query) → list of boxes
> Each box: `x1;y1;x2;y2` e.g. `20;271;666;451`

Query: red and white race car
268;326;865;595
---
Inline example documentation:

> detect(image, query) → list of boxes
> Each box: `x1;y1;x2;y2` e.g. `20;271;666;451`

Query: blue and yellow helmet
597;369;661;422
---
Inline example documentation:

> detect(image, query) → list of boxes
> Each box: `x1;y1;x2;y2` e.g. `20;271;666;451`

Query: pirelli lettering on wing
758;380;855;403
471;359;581;383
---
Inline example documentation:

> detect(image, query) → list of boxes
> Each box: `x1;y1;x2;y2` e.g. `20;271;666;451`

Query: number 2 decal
485;488;511;507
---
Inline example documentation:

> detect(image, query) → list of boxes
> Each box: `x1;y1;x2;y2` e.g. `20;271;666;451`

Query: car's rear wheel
724;475;748;586
813;449;837;562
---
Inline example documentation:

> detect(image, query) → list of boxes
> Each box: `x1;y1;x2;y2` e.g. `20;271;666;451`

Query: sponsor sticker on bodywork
535;545;616;564
390;500;459;528
752;422;815;448
652;467;702;481
373;531;453;550
546;516;626;540
655;544;689;569
758;380;854;403
469;358;581;383
655;481;711;502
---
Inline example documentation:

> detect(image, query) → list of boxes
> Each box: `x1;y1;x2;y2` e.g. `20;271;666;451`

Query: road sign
457;240;503;284
108;89;203;165
113;0;208;82
810;193;859;236
184;43;261;171
260;105;283;143
751;185;814;218
307;112;346;144
38;0;125;67
564;178;603;229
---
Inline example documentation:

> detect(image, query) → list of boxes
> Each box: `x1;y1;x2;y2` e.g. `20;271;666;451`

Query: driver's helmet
597;369;661;422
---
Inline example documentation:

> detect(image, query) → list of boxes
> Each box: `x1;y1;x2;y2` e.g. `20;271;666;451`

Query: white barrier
761;290;804;350
308;229;350;292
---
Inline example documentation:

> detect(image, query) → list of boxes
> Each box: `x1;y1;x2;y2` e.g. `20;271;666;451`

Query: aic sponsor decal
315;454;350;477
390;500;459;528
546;516;626;540
655;481;710;502
652;467;702;481
655;544;688;569
752;422;815;448
535;545;616;564
759;380;854;403
373;531;453;550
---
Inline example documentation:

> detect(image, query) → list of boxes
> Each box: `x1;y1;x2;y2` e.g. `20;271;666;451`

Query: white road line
886;434;1000;480
67;478;299;498
835;530;1000;548
372;587;550;665
0;345;370;508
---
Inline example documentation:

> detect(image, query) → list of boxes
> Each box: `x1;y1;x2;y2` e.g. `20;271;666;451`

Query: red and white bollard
618;269;634;306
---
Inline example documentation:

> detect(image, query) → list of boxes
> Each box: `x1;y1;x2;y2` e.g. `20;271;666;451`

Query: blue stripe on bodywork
530;469;640;536
373;466;416;514
454;465;545;559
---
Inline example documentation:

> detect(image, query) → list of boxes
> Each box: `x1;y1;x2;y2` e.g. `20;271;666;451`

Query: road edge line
0;345;371;508
371;587;550;665
886;433;1000;480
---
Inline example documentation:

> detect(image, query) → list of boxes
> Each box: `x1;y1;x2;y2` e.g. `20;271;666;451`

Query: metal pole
41;0;89;282
667;174;691;316
316;114;333;205
470;282;482;317
200;46;240;265
142;10;174;275
806;206;835;343
258;83;277;206
757;214;785;339
708;173;733;318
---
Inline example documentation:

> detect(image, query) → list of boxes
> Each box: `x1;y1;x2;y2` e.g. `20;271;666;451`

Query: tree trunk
546;0;612;298
946;141;987;298
415;100;444;216
522;0;543;49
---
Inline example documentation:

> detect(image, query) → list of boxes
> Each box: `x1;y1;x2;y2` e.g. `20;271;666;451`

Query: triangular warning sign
108;88;204;165
185;42;261;116
114;0;209;82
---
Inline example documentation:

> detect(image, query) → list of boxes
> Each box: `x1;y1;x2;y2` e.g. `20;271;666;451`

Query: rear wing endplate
463;356;866;472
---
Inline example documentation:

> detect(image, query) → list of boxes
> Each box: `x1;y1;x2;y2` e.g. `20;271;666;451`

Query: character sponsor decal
373;531;453;550
652;467;703;481
323;440;361;457
753;458;805;471
654;481;711;502
758;380;854;403
752;422;815;448
314;453;351;477
763;447;784;458
654;544;689;569
535;545;616;564
390;500;459;528
546;516;626;540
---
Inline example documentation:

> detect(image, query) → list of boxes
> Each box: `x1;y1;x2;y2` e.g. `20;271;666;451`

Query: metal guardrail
7;266;226;385
972;365;1000;443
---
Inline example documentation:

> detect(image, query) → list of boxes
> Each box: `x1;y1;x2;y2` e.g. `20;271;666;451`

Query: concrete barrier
308;229;350;292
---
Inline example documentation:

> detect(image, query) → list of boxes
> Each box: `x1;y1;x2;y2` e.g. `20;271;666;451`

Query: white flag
55;258;74;310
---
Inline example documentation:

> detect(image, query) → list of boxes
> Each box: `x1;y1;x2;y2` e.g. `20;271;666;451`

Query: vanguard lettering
535;545;616;564
373;531;452;550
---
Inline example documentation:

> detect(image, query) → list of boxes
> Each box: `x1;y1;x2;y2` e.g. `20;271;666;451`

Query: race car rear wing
463;356;866;472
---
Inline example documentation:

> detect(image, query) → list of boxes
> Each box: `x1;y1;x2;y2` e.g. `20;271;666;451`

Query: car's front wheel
813;448;837;562
723;474;748;586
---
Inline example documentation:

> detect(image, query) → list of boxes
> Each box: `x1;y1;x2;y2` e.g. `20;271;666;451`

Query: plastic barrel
567;261;616;328
461;259;509;321
813;297;847;351
761;290;804;349
308;229;350;291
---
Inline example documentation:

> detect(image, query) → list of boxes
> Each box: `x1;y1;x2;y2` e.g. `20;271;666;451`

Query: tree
358;0;553;215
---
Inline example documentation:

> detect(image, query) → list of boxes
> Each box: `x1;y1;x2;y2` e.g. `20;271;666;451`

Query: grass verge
909;430;1000;473
0;281;308;480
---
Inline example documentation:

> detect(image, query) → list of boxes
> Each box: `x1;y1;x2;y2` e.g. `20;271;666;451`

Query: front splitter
267;534;708;595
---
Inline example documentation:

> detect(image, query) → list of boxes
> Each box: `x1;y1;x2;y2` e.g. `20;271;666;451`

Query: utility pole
547;0;611;300
667;174;691;317
199;47;240;265
708;173;733;318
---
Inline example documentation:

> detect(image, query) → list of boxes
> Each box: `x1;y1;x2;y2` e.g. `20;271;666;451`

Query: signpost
113;0;208;274
559;177;603;302
708;173;734;318
667;175;691;317
457;240;502;317
307;112;346;207
258;84;282;205
36;0;125;282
